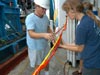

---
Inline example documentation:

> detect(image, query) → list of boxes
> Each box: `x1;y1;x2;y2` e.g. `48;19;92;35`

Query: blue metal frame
0;5;22;40
0;1;26;64
0;0;17;7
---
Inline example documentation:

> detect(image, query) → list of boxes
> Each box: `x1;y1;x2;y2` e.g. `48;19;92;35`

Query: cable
63;61;72;75
54;52;72;75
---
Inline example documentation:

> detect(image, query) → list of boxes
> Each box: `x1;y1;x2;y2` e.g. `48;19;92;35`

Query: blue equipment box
0;0;17;7
0;2;26;64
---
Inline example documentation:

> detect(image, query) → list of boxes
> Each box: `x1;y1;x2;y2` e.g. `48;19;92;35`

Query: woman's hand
59;44;64;48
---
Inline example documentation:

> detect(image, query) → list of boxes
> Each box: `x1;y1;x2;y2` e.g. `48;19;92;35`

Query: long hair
62;0;73;13
86;10;100;27
62;0;100;27
83;1;93;11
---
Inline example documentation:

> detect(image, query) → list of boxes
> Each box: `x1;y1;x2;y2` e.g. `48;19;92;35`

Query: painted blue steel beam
0;1;23;43
0;0;17;7
50;0;55;20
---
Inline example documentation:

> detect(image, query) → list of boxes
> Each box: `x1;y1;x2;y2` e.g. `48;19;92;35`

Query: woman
73;1;99;75
60;1;100;75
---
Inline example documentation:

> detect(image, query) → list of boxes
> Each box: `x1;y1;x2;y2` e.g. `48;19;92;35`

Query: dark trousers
82;67;100;75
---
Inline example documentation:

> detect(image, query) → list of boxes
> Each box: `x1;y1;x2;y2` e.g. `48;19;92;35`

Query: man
25;0;54;75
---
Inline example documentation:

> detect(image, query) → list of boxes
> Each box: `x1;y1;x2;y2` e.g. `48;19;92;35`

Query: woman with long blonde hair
60;1;100;75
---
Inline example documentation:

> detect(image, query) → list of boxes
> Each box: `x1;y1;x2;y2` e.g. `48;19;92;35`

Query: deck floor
8;48;78;75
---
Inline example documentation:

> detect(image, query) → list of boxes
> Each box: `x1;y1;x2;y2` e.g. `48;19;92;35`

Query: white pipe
67;17;70;61
69;19;72;62
50;20;54;31
57;0;76;67
98;0;100;8
58;0;66;28
72;20;76;67
89;0;94;5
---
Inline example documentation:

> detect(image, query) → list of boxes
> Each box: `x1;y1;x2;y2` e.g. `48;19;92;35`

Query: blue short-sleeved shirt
75;15;100;69
25;13;50;50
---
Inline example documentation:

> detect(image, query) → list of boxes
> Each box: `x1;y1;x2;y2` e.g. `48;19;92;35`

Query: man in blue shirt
25;0;54;75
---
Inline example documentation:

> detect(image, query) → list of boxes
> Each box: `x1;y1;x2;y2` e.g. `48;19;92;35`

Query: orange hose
32;18;67;75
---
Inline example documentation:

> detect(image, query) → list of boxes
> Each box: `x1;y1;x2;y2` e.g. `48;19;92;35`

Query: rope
63;61;72;75
32;31;63;75
32;18;67;75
